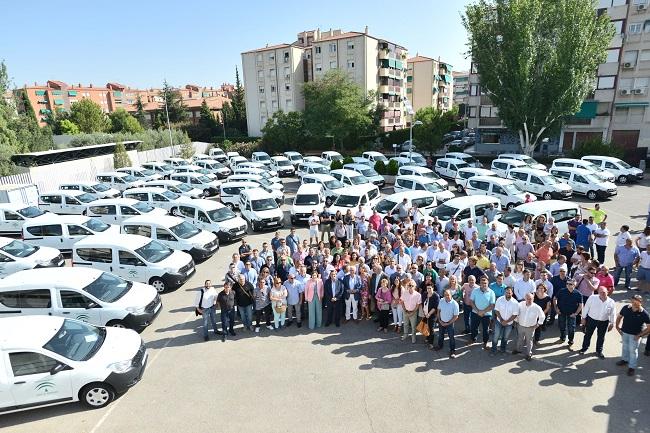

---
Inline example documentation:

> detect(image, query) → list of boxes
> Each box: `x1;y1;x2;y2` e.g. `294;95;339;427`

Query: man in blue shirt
470;276;496;349
614;238;641;289
436;289;460;359
576;219;592;250
553;279;583;346
490;247;510;273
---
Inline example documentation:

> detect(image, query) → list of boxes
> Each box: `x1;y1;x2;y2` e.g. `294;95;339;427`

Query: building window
470;85;479;96
315;46;321;54
259;86;265;94
640;49;650;62
260;101;266;111
330;61;337;69
269;53;275;61
269;68;275;76
256;54;263;62
271;85;276;93
630;106;646;123
261;116;267;125
271;100;278;110
347;60;355;69
283;52;289;63
285;84;291;91
469;107;477;118
347;41;354;50
614;106;629;122
597;76;616;89
329;43;336;53
606;49;620;63
257;70;264;79
629;23;643;34
482;133;500;144
623;50;639;65
315;63;322;72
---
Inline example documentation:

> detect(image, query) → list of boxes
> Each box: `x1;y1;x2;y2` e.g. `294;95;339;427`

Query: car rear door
0;210;23;235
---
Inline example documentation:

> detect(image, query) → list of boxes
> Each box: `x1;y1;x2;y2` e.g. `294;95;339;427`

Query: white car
362;151;389;165
85;198;168;225
581;155;644;184
327;184;382;219
141;161;175;178
321;151;344;165
220;181;283;209
175;164;218;181
445;152;482;168
163;157;189;167
0;316;147;412
350;157;372;167
193;159;231;179
283;151;303;168
227;173;283;192
397;165;448;190
398;152;427;167
59;182;121;199
549;167;617;200
236;161;279;178
330;169;370;186
169;172;221;197
497;153;546;171
495;200;580;233
39;190;99;215
144;179;204;199
233;167;281;184
490;158;528;178
270;156;296;177
551;158;616;183
297;162;330;179
96;172;144;192
393;175;455;202
428;196;502;226
434;158;470;179
0;236;64;278
374;191;437;221
507;168;573;200
343;163;385;187
22;214;119;252
239;188;284;232
465;175;531;210
116;167;163;182
291;184;326;224
174;199;248;242
454;167;496;193
0;203;48;236
301;174;346;203
251;151;273;167
122;187;194;213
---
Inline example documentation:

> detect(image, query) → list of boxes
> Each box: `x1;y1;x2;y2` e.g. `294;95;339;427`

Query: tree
463;0;614;155
113;142;131;168
134;94;148;128
413;106;459;154
70;98;111;133
303;70;375;146
230;67;247;135
179;141;195;159
59;119;80;135
19;90;37;123
109;108;144;134
159;80;187;123
198;99;217;130
260;110;306;153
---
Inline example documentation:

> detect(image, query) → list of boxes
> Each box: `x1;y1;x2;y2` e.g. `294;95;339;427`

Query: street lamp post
409;120;423;163
163;83;175;155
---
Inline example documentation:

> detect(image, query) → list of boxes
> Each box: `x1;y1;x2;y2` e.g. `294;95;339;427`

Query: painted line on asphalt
89;311;196;433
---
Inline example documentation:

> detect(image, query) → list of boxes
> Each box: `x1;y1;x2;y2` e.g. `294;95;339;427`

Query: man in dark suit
368;264;387;318
324;269;344;327
343;266;362;323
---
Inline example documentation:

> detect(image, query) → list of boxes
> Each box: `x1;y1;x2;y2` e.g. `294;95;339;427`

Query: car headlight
107;359;133;373
126;305;146;314
35;259;52;266
192;242;204;249
164;267;177;274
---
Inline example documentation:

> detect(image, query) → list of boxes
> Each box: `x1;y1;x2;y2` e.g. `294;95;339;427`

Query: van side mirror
86;301;99;309
50;363;69;375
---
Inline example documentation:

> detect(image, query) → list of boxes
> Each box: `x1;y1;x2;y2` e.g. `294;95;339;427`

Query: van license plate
266;222;276;226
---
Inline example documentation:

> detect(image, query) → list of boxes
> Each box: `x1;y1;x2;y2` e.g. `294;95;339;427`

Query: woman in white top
511;261;525;282
505;225;517;259
269;277;288;330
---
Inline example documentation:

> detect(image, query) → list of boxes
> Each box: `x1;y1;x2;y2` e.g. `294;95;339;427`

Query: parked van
140;161;175;179
96;172;144;192
115;167;162;182
236;161;279;178
301;174;346;203
193;159;231;179
581;155;644;183
0;316;147;412
0;203;48;236
297;162;330;179
330;169;370;187
291;184;325;224
72;234;195;293
59;182;121;199
174;164;218;180
227;173;284;193
350;157;372;167
398;152;427;167
209;147;228;163
428;195;502;225
496;200;580;233
454;167;496;193
22;214;119;252
239;188;284;232
374;191;437;221
0;236;64;278
397;165;448;189
445;152;482;168
283;151;303;168
233;166;281;184
343;163;385;187
389;157;414;168
507;167;573;200
85;198;168;225
162;157;188;167
303;156;328;166
122;187;193;214
321;151;344;165
191;153;211;162
0;268;161;331
229;155;247;168
490;158;527;178
549;167;617;200
39;190;99;215
434;158;470;179
169;172;221;197
465;176;530;209
550;158;615;183
362;151;389;165
393;175;455;202
144;179;204;199
174;199;247;242
327;184;381;219
251;151;272;167
497;153;546;171
270;156;296;177
121;215;218;262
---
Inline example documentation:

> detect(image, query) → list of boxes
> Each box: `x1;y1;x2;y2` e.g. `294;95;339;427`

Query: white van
343;163;385;187
229;155;248;168
445;152;482;168
397;165;448;189
0;236;64;278
454;167;496;193
398;152;427;167
59;182;121;199
0;203;48;236
227;173;284;193
163;157;188;167
270;156;296;177
549;167;617;200
174;164;218;180
490;158;528;178
251;151;272;167
388;157;413;168
328;184;382;219
85;198;168;225
393;175;455;203
193;159;231;179
303;156;328;166
236;161;279;178
301;174;346;203
428;195;502;225
581;155;644;183
496;200;580;233
140;161;175;179
507;167;573;200
169;172;221;197
434;158;470;179
465;176;530;209
115;167;162;182
72;234;195;293
239;188;284;232
122;187;193;214
330;169;370;186
350;157;372;167
174;199;247;242
321;151;344;165
0;268;161;331
144;179;204;199
374;191;437;221
362;151;389;165
233;166;281;184
22;214;119;252
291;184;325;224
96;172;144;192
550;158;616;183
39;190;99;215
208;147;228;162
297;162;330;179
497;153;546;171
283;151;303;168
120;215;218;262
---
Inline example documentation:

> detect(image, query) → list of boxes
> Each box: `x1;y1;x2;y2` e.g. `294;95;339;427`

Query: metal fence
0;172;33;186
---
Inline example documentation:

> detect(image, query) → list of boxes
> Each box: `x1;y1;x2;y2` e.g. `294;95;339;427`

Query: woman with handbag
269;278;288;330
304;270;324;330
421;285;440;349
375;277;392;333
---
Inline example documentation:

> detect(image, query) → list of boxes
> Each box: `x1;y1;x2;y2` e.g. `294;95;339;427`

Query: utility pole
163;80;175;155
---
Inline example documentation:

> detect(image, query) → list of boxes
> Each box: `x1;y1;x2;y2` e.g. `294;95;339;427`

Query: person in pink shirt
304;271;324;329
369;210;381;232
375;277;393;333
400;279;422;343
535;241;554;264
596;265;615;295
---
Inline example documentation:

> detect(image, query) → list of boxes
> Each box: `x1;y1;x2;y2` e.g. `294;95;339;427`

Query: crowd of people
194;201;650;376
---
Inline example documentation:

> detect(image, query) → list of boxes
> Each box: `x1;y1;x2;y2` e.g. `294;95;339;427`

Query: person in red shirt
368;210;382;232
596;265;615;295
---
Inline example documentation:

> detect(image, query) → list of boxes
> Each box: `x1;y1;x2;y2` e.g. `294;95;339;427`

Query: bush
570;137;625;159
179;141;195;159
374;160;386;175
342;156;354;165
222;140;260;158
330;160;343;170
386;160;399;175
113;142;131;169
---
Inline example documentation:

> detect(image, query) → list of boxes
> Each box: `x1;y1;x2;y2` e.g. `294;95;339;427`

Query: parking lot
1;175;649;433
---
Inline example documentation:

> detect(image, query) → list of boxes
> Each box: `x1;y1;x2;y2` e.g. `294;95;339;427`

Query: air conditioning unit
623;62;635;68
638;3;647;11
634;88;647;95
620;88;631;95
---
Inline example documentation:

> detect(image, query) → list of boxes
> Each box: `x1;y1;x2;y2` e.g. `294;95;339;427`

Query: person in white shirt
535;271;554;299
434;244;451;270
396;248;412;269
486;223;502;242
639;244;650;293
579;286;616;359
308;210;320;246
616;225;632;248
195;280;220;341
463;220;478;241
592;221;610;265
502;266;517;290
491;287;519;354
445;255;465;281
384;259;397;277
513;292;546;360
513;269;536;301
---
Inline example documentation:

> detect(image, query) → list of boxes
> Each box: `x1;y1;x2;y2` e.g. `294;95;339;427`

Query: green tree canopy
230;67;248;135
413;107;459;154
159;80;187;123
70;98;111;133
463;0;614;154
109;108;144;134
59;119;80;135
134;94;148;128
113;142;132;168
198;99;217;130
261;110;306;153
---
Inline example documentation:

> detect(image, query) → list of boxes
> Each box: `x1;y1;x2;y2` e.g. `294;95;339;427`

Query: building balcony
379;68;390;77
378;85;390;93
379;50;390;60
479;117;503;126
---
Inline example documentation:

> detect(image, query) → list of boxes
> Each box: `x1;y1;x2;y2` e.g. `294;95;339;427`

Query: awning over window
573;101;598;119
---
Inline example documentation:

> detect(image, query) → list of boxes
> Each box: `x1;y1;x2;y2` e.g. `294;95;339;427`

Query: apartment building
406;55;454;113
468;0;650;154
452;71;469;107
241;27;408;136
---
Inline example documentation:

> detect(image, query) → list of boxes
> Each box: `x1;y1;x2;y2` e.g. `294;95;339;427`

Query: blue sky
3;0;473;89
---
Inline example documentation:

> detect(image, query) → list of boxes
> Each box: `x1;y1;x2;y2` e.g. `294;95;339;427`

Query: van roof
302;173;337;182
116;166;146;172
0;202;39;211
343;163;372;171
220;181;257;188
381;190;436;202
0;316;65;349
363;151;384;156
0;267;102;289
180;198;224;211
240;187;269;199
74;233;151;249
508;167;549;176
122;214;184;227
88;198;139;206
582;155;621;162
457;167;494;175
171;172;206;179
400;165;433;173
471;175;514;185
123;186;167;194
437;157;468;163
164;157;187;162
59;181;103;187
284;151;301;156
322;151;342;156
40;189;86;197
397;175;437;184
296;184;323;195
550;167;594;176
553;158;585;164
301;162;327;168
22;213;90;227
445;152;472;158
338;183;377;195
441;195;500;208
512;200;578;214
498;153;530;158
252;151;270;155
145;179;181;186
97;171;129;178
331;169;362;177
271;155;289;161
492;159;527;166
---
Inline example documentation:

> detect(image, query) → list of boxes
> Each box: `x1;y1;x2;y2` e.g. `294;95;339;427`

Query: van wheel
456;184;464;193
542;192;553;200
79;383;115;409
251;222;258;232
106;320;126;328
203;189;211;197
587;190;598;200
82;210;87;216
617;175;628;184
149;277;166;293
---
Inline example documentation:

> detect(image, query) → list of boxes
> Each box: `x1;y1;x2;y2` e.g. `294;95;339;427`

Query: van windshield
276;159;292;166
334;195;359;208
324;179;344;189
409;156;426;165
542;175;561;185
77;193;98;203
83;272;131;302
123;175;138;183
162;190;180;200
1;239;38;258
421;171;441;180
370;154;389;163
312;166;329;174
498;209;532;226
503;183;524;194
618;160;632;169
255;154;271;161
133;202;155;213
252;198;278;211
288;154;302;161
170;221;201;239
208;207;236;222
295;194;320;206
136;240;173;263
83;219;111;232
92;183;111;192
349;175;369;185
44;319;105;362
375;199;397;214
161;164;174;171
198;176;212;183
17;206;46;218
429;204;458;220
423;182;444;193
141;169;156;176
